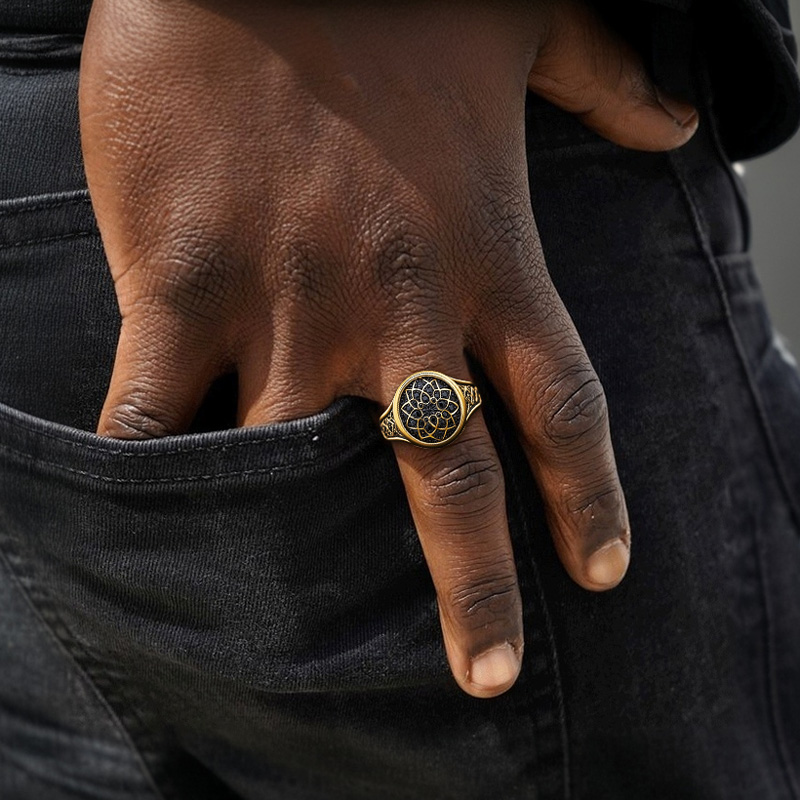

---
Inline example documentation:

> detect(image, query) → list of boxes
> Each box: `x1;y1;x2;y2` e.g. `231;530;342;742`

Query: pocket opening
0;396;381;485
0;32;82;71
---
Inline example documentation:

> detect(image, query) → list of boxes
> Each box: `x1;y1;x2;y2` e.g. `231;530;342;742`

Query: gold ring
379;370;482;448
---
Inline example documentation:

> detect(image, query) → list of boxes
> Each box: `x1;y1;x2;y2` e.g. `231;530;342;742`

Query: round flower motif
398;376;462;444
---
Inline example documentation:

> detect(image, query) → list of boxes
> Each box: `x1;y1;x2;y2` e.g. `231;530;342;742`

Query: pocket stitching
0;403;369;457
0;440;373;483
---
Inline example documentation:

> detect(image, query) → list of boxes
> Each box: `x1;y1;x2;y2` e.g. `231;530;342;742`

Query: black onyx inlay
398;377;462;444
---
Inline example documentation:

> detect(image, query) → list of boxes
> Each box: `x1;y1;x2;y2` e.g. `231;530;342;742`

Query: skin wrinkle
568;487;623;518
543;377;608;445
423;455;503;509
464;589;520;622
452;586;521;632
442;572;523;627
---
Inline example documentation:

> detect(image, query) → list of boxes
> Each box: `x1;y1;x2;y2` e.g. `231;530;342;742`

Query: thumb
98;312;216;439
529;0;698;151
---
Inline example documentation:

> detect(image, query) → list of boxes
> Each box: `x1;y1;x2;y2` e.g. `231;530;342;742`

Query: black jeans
1;24;800;800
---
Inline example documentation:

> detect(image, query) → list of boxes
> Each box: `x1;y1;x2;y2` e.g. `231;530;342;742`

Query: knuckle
102;397;178;439
447;566;521;632
542;366;609;447
562;480;630;555
566;482;626;528
156;231;241;322
422;451;504;515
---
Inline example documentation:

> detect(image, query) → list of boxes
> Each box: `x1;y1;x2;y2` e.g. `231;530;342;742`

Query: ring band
379;370;482;448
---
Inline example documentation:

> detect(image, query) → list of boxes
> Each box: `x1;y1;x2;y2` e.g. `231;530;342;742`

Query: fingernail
469;643;521;691
585;539;630;588
655;87;698;128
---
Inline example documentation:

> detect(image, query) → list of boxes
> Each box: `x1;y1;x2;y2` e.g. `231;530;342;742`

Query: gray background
744;0;800;350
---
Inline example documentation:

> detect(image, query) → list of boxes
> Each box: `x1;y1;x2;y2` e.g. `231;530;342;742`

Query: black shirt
0;0;798;160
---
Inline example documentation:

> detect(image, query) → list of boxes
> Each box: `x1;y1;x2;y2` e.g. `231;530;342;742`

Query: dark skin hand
80;0;697;698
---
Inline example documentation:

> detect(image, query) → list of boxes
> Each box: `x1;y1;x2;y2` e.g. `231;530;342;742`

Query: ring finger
381;357;524;699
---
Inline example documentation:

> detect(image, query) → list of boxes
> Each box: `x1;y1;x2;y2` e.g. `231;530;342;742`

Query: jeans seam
667;154;800;531
506;453;571;800
486;392;570;800
0;544;167;800
667;146;800;800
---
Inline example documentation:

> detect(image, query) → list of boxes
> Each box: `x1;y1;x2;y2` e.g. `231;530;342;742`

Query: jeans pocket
0;398;445;694
0;397;572;798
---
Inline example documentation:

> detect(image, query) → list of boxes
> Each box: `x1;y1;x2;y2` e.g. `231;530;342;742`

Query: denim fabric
1;28;800;800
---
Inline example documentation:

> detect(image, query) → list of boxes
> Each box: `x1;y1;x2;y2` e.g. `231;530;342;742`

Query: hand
80;0;696;698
